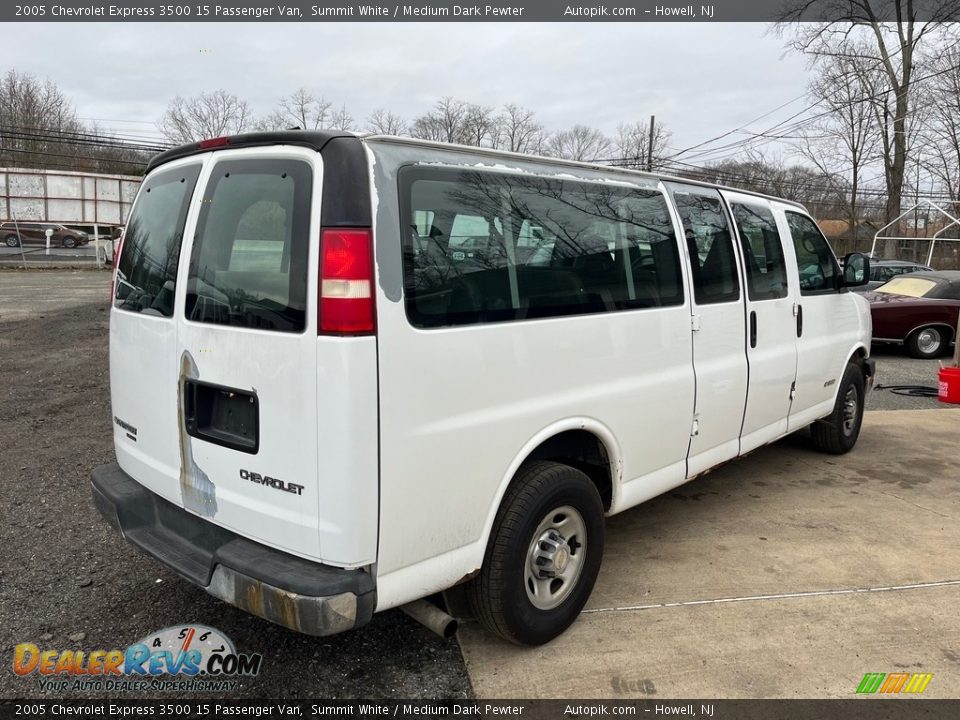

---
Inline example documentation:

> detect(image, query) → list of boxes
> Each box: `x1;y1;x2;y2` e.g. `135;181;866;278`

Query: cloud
10;21;810;150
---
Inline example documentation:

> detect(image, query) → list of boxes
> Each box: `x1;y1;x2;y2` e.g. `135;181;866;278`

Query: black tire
905;326;948;359
467;461;604;646
811;362;865;454
5;235;19;248
62;236;77;249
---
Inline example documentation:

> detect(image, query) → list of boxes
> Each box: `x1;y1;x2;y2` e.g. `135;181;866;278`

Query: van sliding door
722;192;799;453
666;183;748;477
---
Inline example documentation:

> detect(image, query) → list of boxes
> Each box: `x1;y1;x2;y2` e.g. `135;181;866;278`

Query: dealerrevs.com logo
13;625;262;693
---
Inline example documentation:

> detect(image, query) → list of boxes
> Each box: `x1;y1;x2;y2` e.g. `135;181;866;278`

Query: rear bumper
90;462;375;636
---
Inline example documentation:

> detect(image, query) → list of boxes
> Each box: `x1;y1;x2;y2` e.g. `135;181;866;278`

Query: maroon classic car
864;271;960;359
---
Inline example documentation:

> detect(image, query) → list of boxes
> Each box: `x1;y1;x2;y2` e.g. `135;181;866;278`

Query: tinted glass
786;212;839;294
114;164;200;317
185;159;312;333
732;203;789;301
402;168;684;328
669;187;740;305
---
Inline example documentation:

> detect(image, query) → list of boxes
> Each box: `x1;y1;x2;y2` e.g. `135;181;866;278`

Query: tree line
157;88;673;166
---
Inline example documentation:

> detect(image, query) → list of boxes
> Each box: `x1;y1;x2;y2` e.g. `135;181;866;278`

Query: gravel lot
0;270;470;700
0;269;954;700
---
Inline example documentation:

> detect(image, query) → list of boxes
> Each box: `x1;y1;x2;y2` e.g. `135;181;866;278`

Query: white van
91;131;874;646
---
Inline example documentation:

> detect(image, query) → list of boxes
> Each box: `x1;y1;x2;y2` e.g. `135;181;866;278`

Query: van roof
145;129;352;172
146;130;806;212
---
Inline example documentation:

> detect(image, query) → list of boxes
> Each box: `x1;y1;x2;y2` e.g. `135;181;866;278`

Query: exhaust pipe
400;599;459;639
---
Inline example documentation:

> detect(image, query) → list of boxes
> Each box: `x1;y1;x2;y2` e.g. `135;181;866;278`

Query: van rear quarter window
400;167;684;328
114;164;200;317
185;159;312;333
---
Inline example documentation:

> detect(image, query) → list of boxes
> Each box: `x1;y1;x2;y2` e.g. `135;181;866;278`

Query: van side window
786;212;840;294
731;203;789;301
669;188;740;305
185;159;312;333
114;164;201;317
401;168;684;328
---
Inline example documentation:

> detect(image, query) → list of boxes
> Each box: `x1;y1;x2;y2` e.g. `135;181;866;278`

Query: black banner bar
3;0;960;23
2;700;960;720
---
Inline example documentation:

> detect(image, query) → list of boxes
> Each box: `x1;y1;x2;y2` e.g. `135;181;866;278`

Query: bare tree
798;48;881;240
366;108;407;135
410;97;471;144
460;104;496;147
0;69;150;173
546;124;611;162
158;89;251;143
921;45;960;201
777;1;956;239
494;103;543;153
329;103;354;131
0;69;82;167
613;119;672;169
259;88;333;131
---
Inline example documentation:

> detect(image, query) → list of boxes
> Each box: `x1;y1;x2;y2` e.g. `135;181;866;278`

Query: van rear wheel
468;461;604;646
810;362;865;454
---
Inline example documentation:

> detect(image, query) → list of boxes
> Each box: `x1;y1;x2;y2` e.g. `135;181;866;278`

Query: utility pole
647;115;655;172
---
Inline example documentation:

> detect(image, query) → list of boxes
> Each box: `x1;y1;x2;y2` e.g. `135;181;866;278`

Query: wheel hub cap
842;386;858;435
525;505;587;610
918;330;940;354
532;530;571;578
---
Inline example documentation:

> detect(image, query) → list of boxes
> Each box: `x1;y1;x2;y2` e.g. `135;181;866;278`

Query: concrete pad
459;410;960;698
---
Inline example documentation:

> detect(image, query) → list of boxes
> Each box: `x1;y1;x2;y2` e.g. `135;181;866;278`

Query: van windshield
185;159;313;333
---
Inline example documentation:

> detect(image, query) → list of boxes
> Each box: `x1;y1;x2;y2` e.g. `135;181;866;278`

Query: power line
664;62;960;167
0;125;168;152
0;145;148;167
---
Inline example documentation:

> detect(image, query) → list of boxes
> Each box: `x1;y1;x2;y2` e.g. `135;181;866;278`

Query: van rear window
400;168;684;328
114;164;200;317
185;159;312;333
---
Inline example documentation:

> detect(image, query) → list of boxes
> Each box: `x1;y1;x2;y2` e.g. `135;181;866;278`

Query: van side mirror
842;253;870;287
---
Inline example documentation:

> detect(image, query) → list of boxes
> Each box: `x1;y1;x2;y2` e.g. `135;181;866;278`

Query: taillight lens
319;228;374;335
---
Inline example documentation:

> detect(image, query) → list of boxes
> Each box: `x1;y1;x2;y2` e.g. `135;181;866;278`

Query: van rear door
172;147;326;560
111;158;203;527
113;138;379;569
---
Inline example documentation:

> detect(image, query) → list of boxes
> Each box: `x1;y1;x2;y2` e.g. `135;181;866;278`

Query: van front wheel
468;461;604;645
810;362;865;454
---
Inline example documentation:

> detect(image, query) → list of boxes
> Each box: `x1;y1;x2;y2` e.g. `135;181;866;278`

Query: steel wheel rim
917;328;941;356
525;505;587;611
5;237;17;247
842;385;859;436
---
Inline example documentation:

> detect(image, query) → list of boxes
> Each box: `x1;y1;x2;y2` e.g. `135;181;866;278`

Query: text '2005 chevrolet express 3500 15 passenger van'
91;130;874;645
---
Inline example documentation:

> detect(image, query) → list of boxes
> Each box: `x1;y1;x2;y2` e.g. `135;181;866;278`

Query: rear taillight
319;228;375;335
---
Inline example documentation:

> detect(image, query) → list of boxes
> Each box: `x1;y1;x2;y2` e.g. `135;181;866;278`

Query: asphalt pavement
1;270;957;701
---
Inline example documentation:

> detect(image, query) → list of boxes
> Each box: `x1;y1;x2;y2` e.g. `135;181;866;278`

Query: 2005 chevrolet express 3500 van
91;131;874;645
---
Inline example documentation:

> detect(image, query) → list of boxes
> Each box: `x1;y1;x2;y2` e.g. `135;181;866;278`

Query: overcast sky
10;22;811;158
